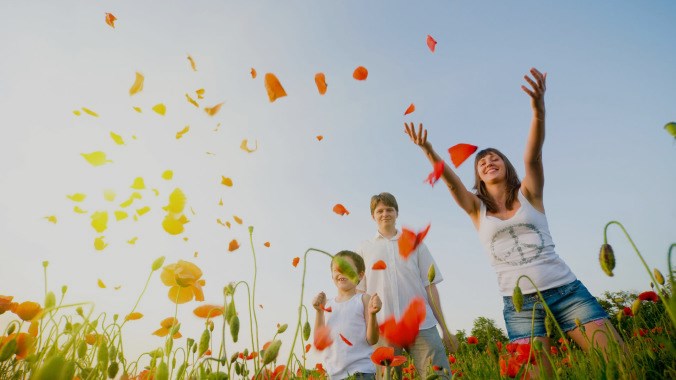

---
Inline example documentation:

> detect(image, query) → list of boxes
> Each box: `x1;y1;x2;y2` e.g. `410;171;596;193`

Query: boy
357;192;455;377
313;250;382;380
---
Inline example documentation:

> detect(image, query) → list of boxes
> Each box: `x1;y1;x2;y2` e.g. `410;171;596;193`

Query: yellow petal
73;206;88;214
110;132;125;145
133;214;138;221
97;279;106;288
221;176;233;187
132;135;137;139
119;198;133;208
195;88;205;99
168;286;194;304
163;188;186;213
91;211;109;233
176;126;190;139
233;215;243;225
115;211;128;221
162;214;188;235
187;55;197;71
162;170;173;180
136;206;150;216
131;177;145;190
81;151;112;166
127;237;138;244
82;107;99;117
218;198;223;206
206;151;215;156
125;312;143;321
152;188;159;196
131;192;142;200
73;110;81;116
225;221;231;229
94;236;108;251
132;106;142;113
185;94;199;108
240;139;258;153
204;102;224;116
129;72;144;96
44;215;57;224
67;193;87;202
183;237;189;242
104;189;116;201
152;103;166;116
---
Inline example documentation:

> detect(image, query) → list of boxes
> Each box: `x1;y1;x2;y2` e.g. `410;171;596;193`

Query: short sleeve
416;243;443;286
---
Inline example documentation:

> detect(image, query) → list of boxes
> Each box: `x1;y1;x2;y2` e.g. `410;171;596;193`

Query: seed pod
226;301;236;324
155;361;169;380
545;313;554;337
632;299;641;316
187;338;195;349
107;362;119;379
230;352;239;363
235;362;242;375
109;345;117;362
97;342;109;368
44;291;56;309
427;264;436;283
78;341;87;359
248;226;254;234
599;244;615;277
230;315;240;343
277;323;288;334
6;324;15;336
207;320;214;332
76;307;84;317
0;339;17;361
192;343;197;354
303;321;311;341
198;328;210;357
512;286;524;313
151;256;166;271
654;268;665;285
262;340;282;365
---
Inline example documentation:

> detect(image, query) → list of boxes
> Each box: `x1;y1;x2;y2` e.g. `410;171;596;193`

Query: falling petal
216;219;225;226
162;213;189;235
196;89;205;99
448;144;478;168
81;151;112;166
97;279;106;288
315;73;327;95
225;221;231;228
398;224;431;259
404;103;415;115
187;55;197;71
240;139;258;153
228;239;240;252
250;68;257;78
94;235;108;250
314;326;333;351
73;206;87;214
104;13;117;28
104;189;116;201
264;242;270;248
424;161;444;187
129;72;144;96
292;257;300;267
125;312;143;321
316;135;324;141
119;197;134;208
194;252;199;257
233;215;243;224
136;206;151;216
218;198;223;206
115;211;128;221
127;237;138;245
185;94;199;108
163;188;186;214
73;110;81;116
82;107;99;117
221;176;233;187
332;204;349;216
44;215;57;224
162;170;173;180
133;214;138;221
110;132;125;145
67;193;87;202
91;211;109;233
132;106;142;113
264;73;287;102
353;66;368;81
152;103;166;116
204;103;224;116
131;177;146;190
426;35;437;52
190;207;196;215
152;188;159;196
176;126;190;139
339;333;353;346
372;260;387;270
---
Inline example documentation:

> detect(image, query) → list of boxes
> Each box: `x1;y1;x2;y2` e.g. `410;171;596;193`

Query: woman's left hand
521;68;547;114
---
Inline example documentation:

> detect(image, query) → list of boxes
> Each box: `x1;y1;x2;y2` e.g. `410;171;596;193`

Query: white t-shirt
357;230;443;330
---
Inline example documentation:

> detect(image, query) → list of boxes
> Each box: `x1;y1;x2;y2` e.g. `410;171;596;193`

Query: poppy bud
262;340;282;365
61;285;68;295
248;226;254;234
277;323;288;334
654;269;665;285
512;286;524;313
632;299;641;316
155;362;168;380
78;341;87;359
76;307;84;317
107;362;119;379
207;320;214;331
165;338;173;357
42;261;49;268
574;318;582;328
223;283;235;296
97;343;109;368
44;291;55;309
151;256;166;271
235;362;242;375
230;316;240;342
533;340;543;351
226;301;236;323
599;244;615;277
303;321;311;341
113;314;119;322
545;314;554;337
428;264;436;283
198;329;210;357
230;352;239;363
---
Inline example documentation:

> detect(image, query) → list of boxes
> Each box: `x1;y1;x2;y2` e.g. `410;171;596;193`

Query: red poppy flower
372;260;387;270
515;343;536;365
313;326;333;351
339;333;353;346
638;291;659;302
398;224;431;259
238;351;258;360
424;161;444;187
467;336;478;345
499;356;522;378
506;343;518;353
448;354;456;364
379;298;426;348
623;307;633;317
448;144;478;168
550;346;558;355
370;346;407;367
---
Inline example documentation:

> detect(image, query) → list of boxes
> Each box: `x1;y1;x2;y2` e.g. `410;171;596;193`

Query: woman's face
477;152;506;184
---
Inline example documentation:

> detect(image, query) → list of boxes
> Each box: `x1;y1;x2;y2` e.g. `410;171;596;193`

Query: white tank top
478;190;576;295
323;293;376;379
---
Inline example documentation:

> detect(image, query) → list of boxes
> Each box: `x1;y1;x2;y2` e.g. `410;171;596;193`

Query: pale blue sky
1;0;674;365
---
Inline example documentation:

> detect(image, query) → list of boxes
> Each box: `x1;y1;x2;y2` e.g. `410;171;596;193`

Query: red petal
398;224;430;259
313;326;334;351
292;257;300;267
424;161;444;186
339;333;353;346
448;144;478;168
371;346;395;366
426;35;437;52
404;103;415;115
391;356;408;367
372;260;387;270
332;204;349;216
322;306;332;313
353;66;368;81
315;73;327;95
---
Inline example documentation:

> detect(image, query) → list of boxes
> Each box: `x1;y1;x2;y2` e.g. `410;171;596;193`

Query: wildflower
379;298;426;349
2;333;35;360
506;343;518;353
599;244;615;276
638;291;659;302
632;299;642;315
499;356;521;378
496;341;503;351
550;346;558;355
314;326;333;351
152;317;182;339
448;354;456;364
160;260;205;304
193;304;225;318
515;343;536;365
370;346;407;367
0;295;15;315
623;307;633;317
238;351;258;360
14;301;42;321
467;336;478;345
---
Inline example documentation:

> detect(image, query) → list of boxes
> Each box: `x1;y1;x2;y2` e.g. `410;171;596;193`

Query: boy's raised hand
368;293;382;315
312;292;327;311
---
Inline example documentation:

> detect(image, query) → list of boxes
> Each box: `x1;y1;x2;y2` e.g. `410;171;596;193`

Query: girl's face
331;257;363;291
477;152;506;184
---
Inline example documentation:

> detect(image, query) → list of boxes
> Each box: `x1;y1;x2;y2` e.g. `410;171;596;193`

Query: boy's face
331;256;363;291
372;202;398;231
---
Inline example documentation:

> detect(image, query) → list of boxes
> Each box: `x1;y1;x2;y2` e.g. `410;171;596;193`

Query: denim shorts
502;279;608;341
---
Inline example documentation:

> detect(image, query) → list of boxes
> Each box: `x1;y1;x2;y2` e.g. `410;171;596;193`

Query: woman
404;68;623;365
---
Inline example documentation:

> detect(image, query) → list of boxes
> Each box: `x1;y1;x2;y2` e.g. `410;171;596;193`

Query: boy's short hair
369;192;399;215
332;250;366;274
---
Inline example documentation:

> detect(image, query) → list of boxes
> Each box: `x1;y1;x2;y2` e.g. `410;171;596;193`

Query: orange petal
187;55;197;71
313;325;333;351
339;333;353;346
305;344;311;353
221;176;233;187
315;73;327;95
316;135;324;141
15;301;42;321
233;215;243;224
425;161;444;187
168;286;195;304
251;68;257;79
353;66;368;81
404;103;415;116
426;35;437;53
129;72;144;96
264;73;287;102
398;224;430;259
205;102;224;117
292;257;300;267
448;144;478;168
125;312;144;321
196;88;205;99
228;239;240;252
332;204;349;216
193;304;224;318
185;94;199;108
372;260;387;270
105;13;117;28
264;242;270;248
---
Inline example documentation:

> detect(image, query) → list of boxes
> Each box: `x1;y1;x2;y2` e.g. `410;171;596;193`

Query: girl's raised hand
312;292;326;311
521;67;547;113
404;122;428;147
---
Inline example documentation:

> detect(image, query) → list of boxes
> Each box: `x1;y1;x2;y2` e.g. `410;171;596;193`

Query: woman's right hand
404;122;429;148
312;292;326;311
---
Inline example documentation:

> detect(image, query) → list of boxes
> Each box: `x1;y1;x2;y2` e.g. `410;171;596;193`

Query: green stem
604;221;676;327
120;267;157;329
232;281;256;370
668;243;675;290
247;227;262;369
